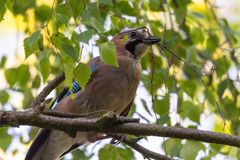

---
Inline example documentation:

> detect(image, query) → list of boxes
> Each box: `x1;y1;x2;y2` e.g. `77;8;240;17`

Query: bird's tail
25;129;51;160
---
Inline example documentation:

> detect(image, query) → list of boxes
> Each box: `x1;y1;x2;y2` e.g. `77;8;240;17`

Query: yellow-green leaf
24;31;43;58
64;62;74;91
39;56;50;82
99;41;119;67
74;63;91;89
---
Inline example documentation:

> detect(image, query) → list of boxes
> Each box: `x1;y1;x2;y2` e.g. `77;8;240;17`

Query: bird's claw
110;134;125;145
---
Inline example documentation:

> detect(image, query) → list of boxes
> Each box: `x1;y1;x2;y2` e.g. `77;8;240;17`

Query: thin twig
42;0;56;29
150;47;156;120
115;136;172;160
158;44;226;127
64;0;85;62
30;73;65;109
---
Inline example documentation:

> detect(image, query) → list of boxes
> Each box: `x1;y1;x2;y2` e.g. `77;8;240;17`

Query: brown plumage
25;27;160;160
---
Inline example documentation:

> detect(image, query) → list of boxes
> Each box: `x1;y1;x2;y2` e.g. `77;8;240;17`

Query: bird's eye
129;31;137;39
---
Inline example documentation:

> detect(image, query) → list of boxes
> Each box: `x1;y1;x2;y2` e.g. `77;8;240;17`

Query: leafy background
0;0;240;159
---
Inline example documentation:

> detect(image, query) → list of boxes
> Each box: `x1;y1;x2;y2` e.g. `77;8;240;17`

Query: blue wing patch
63;63;98;97
54;81;81;105
53;63;98;108
65;80;81;96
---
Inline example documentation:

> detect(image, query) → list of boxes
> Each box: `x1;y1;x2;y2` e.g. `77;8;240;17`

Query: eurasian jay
25;27;160;160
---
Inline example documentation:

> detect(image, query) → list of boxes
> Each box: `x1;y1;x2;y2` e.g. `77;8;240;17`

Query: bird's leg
96;112;140;145
109;134;143;145
110;134;125;145
97;112;139;127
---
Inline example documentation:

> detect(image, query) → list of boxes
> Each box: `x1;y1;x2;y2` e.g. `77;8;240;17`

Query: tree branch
93;135;171;160
30;72;65;109
115;136;171;160
0;110;239;148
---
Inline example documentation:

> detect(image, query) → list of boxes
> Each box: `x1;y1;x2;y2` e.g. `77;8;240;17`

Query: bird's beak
142;36;160;45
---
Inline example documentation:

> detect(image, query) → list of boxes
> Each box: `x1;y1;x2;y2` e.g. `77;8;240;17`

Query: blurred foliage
0;0;240;159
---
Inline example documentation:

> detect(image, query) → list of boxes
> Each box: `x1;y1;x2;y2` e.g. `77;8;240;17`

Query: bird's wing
25;81;81;160
59;142;83;158
25;129;51;160
58;100;135;158
120;99;134;116
25;58;101;160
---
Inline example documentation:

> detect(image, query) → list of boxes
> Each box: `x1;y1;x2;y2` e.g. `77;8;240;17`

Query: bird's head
112;27;160;60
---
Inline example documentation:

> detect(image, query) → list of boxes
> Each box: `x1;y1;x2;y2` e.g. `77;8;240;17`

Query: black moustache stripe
125;39;143;57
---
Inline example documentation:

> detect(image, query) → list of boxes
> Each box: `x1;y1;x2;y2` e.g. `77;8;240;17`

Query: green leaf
5;65;30;87
22;89;34;109
115;1;136;16
55;3;70;16
186;46;198;63
54;3;70;28
90;17;105;32
205;90;215;105
39;56;51;82
71;149;92;160
64;62;74;90
35;5;51;22
141;54;150;70
180;141;205;160
215;56;231;77
32;75;41;88
61;43;79;61
180;80;197;98
222;97;238;120
0;90;9;105
172;0;189;25
99;144;134;160
180;101;201;123
24;31;43;58
0;128;12;151
217;79;228;98
183;63;200;79
149;0;164;11
221;18;238;44
52;33;79;62
12;0;35;15
74;63;91;88
81;3;104;27
141;69;165;94
56;13;69;25
5;68;17;86
164;138;182;157
0;0;7;22
99;41;119;67
98;0;113;7
154;98;169;115
206;34;219;53
68;0;85;18
158;114;170;125
6;0;13;12
73;29;95;44
191;27;204;44
17;64;30;87
110;16;120;29
0;55;7;68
